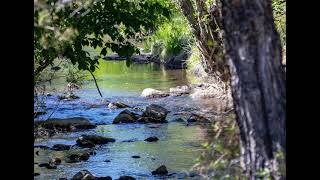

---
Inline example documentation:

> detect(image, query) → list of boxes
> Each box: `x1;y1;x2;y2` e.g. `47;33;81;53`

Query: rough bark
177;0;229;82
219;0;286;179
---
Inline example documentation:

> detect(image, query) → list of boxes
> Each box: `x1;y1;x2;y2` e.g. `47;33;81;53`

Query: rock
35;117;96;132
108;102;130;109
76;135;115;148
58;94;80;100
187;114;210;123
58;178;68;180
141;104;168;123
131;155;140;158
51;144;71;151
46;93;52;96
141;88;169;98
35;151;39;156
72;170;95;180
144;136;159;142
50;158;62;165
113;110;139;124
67;153;90;163
38;163;57;169
34;173;40;176
34;127;56;138
96;177;112;180
89;151;96;155
169;85;191;96
104;160;111;162
152;165;168;175
118;176;136;180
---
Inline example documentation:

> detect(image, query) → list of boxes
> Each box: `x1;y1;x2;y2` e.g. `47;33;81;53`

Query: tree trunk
219;0;286;179
177;0;229;82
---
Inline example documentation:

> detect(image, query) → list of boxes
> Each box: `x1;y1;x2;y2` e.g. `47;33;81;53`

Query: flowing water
34;60;220;180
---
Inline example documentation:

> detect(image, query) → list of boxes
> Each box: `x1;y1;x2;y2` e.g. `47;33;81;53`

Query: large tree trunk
219;0;286;179
177;0;229;82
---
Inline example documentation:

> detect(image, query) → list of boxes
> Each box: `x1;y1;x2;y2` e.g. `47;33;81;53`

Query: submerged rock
141;104;169;123
144;136;159;142
76;135;115;148
152;165;168;175
113;109;139;124
108;102;130;109
118;176;136;180
51;144;71;151
141;88;169;98
131;155;140;158
72;170;95;180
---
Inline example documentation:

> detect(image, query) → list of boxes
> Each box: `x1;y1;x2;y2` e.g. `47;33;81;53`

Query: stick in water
89;71;103;98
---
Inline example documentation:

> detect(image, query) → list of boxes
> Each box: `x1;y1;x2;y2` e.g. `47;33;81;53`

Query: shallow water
34;60;218;179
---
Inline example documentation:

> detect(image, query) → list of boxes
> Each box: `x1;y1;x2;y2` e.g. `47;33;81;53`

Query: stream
34;60;221;180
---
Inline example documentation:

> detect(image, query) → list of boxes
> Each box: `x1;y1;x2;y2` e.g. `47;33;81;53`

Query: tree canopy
34;0;174;77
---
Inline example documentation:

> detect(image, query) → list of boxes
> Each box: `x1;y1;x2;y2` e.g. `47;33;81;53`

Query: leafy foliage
34;0;174;76
143;12;194;60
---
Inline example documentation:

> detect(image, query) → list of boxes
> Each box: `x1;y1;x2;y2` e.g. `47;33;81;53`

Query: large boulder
113;110;139;124
76;135;116;148
34;117;96;132
141;104;169;123
141;88;169;98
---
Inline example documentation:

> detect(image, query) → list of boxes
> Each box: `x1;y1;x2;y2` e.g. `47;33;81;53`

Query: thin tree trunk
219;0;286;179
89;71;103;98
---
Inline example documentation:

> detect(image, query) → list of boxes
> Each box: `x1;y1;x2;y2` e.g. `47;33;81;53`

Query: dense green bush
144;13;194;60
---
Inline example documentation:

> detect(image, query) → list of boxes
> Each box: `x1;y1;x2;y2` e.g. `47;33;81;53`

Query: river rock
51;144;71;151
34;127;56;138
141;88;169;98
131;155;140;158
38;163;57;169
141;104;168;123
50;157;62;165
113;109;139;124
187;114;210;123
34;173;40;176
67;152;90;163
96;177;112;180
76;135;115;148
144;136;159;142
35;117;96;132
152;165;168;175
169;85;191;96
34;145;50;149
58;94;80;100
108;102;130;109
118;176;136;180
72;170;95;180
